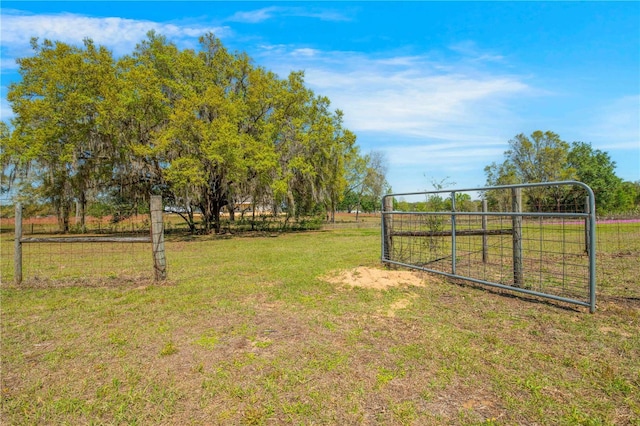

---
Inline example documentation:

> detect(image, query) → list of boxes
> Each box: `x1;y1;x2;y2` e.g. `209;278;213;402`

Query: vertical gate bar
584;196;590;255
451;191;456;275
14;202;22;284
511;187;524;287
587;193;597;313
382;196;394;261
380;197;384;262
482;199;488;263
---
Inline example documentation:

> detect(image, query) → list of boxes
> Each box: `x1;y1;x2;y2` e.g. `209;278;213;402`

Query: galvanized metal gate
382;181;597;312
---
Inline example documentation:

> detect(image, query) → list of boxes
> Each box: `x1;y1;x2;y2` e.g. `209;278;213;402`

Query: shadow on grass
441;276;585;313
2;276;175;290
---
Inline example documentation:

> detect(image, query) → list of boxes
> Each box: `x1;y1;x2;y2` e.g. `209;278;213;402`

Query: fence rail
20;237;151;243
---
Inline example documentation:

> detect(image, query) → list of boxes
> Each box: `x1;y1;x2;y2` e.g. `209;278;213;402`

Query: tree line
484;130;639;214
1;32;389;233
392;131;637;215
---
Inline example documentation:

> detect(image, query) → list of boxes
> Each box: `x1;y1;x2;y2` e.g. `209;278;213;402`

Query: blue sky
1;1;639;193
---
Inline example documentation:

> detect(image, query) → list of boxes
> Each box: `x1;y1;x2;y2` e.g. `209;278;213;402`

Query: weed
108;332;128;347
253;340;272;349
242;405;273;425
159;341;178;356
376;367;396;388
194;331;219;349
391;400;418;424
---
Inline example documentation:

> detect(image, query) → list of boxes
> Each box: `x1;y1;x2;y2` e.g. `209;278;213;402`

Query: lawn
1;224;639;425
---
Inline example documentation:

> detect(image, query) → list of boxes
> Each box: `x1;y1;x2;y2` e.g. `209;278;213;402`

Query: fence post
511;188;523;287
451;191;457;275
150;195;167;281
482;199;489;263
584;196;590;255
383;196;394;261
14;203;22;284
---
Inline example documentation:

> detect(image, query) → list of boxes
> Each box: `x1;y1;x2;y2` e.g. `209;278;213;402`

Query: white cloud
256;47;532;143
0;10;230;65
449;40;505;63
384;142;505;167
295;9;351;22
291;48;320;57
227;6;350;23
228;7;280;23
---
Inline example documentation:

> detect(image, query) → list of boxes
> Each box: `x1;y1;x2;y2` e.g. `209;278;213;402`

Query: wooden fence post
482;199;489;263
14;203;22;284
511;188;523;287
150;195;167;281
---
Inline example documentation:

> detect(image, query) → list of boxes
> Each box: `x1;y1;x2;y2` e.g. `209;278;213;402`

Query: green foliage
8;38;117;232
484;131;634;213
613;181;640;213
159;341;178;356
567;142;627;213
506;131;573;183
0;121;14;195
5;32;360;234
338;149;390;218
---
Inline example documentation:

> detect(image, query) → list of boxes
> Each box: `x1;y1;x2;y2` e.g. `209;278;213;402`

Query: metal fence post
150;195;167;281
451;191;457;275
382;196;393;261
586;193;597;314
482;199;489;263
584;196;590;255
14;203;22;284
511;188;524;287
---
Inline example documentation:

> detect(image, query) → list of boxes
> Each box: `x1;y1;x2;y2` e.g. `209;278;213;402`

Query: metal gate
381;181;597;312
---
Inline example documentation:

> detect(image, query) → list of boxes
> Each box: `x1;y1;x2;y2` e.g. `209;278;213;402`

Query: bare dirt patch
322;266;430;290
385;292;419;317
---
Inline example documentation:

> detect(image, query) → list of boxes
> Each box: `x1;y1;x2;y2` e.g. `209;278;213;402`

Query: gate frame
381;181;597;313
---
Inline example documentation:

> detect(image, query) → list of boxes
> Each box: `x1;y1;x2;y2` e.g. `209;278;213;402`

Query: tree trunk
61;201;71;233
200;185;227;234
79;190;87;233
213;203;222;233
251;203;256;231
176;210;196;233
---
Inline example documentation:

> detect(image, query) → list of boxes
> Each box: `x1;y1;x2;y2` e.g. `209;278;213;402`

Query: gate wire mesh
382;181;597;312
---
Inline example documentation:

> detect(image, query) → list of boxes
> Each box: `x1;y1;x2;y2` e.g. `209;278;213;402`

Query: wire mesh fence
8;239;151;284
386;213;593;302
594;216;640;302
0;203;163;286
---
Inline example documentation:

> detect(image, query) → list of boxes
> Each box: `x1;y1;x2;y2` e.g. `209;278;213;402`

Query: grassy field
1;222;639;425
